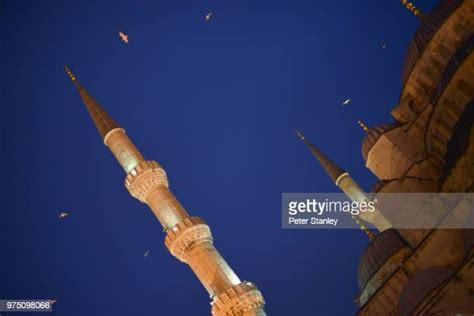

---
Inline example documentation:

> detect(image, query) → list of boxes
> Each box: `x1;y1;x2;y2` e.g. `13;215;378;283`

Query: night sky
2;0;439;315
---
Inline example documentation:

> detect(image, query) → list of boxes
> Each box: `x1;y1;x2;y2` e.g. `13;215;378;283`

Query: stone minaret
294;130;392;233
65;66;265;316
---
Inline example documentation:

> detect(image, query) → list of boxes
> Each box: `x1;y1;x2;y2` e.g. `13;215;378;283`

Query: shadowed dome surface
357;229;407;291
401;0;464;85
361;123;398;161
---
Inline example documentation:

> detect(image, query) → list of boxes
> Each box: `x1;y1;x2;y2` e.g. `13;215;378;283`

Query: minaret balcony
124;160;169;202
165;216;213;263
211;282;266;316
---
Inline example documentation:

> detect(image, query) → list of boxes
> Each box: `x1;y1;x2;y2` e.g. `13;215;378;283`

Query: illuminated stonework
65;66;266;315
211;282;266;316
104;128;145;173
165;216;212;263
295;1;474;314
125;160;169;202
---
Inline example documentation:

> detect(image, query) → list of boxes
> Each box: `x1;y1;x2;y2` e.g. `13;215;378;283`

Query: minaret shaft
104;128;145;172
336;173;392;232
126;160;244;297
66;67;265;315
187;243;241;295
335;173;370;203
146;186;189;228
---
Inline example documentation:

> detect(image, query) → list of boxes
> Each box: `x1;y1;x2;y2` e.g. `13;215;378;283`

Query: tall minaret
294;130;392;232
65;66;265;316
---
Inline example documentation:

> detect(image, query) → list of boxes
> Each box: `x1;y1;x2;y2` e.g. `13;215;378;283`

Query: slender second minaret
65;66;265;316
294;130;392;233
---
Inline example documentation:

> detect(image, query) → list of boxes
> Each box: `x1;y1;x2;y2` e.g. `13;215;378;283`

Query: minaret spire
401;0;423;18
64;65;120;140
358;120;369;133
352;215;375;241
64;65;144;173
65;67;265;315
294;129;345;183
294;129;392;233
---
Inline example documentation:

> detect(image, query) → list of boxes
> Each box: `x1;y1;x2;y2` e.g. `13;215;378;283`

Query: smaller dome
357;229;407;291
361;124;397;160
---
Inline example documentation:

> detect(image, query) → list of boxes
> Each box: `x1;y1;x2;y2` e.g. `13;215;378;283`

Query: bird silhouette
119;31;129;44
341;98;351;106
58;212;68;219
205;12;213;23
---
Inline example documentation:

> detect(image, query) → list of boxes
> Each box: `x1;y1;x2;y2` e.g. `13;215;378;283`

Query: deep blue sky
2;0;438;315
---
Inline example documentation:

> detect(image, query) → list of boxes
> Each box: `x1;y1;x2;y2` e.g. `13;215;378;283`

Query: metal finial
357;120;369;133
401;0;422;17
294;129;305;140
64;65;77;82
352;215;375;241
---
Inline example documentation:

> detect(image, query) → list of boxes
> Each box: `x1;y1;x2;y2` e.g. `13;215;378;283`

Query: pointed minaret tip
294;129;305;141
401;0;423;18
294;130;346;184
64;67;120;139
64;65;77;82
358;120;369;133
352;215;375;241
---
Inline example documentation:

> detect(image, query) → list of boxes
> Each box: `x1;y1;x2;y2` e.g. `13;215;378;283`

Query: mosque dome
361;124;397;161
357;229;407;291
401;0;464;85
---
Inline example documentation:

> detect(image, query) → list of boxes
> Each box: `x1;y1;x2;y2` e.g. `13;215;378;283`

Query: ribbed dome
361;124;397;160
402;0;464;85
357;229;407;291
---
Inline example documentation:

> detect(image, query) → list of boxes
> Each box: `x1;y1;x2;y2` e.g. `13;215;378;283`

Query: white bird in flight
119;31;129;44
341;98;351;106
144;250;150;258
58;212;68;219
205;12;213;23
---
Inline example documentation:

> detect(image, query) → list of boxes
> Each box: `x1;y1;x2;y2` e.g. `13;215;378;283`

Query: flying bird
341;98;352;106
205;12;213;23
58;212;68;219
382;44;387;49
144;250;150;258
48;299;58;305
119;31;129;44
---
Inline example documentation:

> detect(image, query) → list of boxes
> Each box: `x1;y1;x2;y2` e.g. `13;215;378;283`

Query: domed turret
358;121;398;161
357;229;408;293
